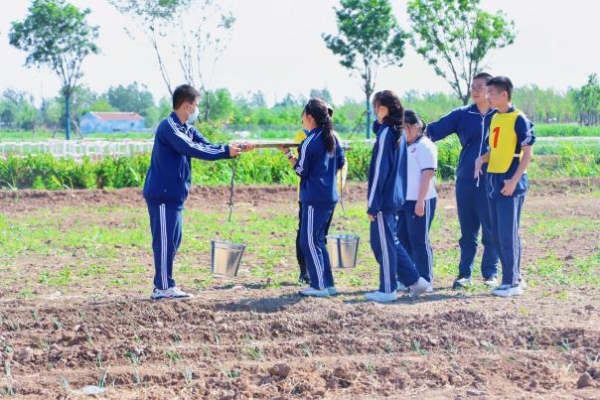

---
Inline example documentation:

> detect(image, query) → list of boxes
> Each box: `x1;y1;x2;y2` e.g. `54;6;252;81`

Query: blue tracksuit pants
370;211;420;293
300;204;335;290
456;180;499;279
397;198;436;283
488;195;525;286
296;201;335;281
147;202;183;290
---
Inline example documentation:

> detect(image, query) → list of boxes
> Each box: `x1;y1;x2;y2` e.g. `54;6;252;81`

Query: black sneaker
452;276;472;289
297;274;310;285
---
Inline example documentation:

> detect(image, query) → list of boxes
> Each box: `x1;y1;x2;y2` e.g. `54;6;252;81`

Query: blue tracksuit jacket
427;104;496;184
294;128;345;206
367;123;405;215
143;112;232;206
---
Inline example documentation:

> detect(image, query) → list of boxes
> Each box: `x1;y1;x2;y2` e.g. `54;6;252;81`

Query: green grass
535;124;600;137
0;194;597;300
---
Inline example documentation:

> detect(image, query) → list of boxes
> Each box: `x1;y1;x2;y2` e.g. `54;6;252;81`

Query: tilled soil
0;179;599;399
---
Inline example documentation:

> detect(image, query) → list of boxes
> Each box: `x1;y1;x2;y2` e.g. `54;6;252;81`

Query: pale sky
0;0;598;106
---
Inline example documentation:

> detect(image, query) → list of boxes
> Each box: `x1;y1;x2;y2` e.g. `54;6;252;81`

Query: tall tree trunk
365;92;371;139
65;91;71;141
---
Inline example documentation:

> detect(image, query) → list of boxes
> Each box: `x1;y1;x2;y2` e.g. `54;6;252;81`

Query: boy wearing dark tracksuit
475;76;535;297
426;72;500;288
143;84;250;300
365;90;429;303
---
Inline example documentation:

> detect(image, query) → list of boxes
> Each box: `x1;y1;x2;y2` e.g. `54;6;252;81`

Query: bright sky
0;0;598;106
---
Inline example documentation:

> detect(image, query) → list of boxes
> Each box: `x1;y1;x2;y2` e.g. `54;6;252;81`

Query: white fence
0;140;155;159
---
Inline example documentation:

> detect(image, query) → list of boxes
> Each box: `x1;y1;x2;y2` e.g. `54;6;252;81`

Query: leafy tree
407;0;515;105
309;88;333;105
9;0;99;140
0;89;39;131
199;88;234;123
323;0;407;138
107;82;155;114
40;97;62;130
110;0;235;105
573;73;600;125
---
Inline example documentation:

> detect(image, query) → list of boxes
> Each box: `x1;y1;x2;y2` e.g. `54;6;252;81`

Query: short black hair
473;72;493;83
487;76;513;100
172;84;200;109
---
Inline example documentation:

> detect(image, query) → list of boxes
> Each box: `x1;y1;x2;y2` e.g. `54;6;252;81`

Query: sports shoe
484;276;498;286
299;287;330;297
425;284;434;293
151;287;193;300
297;274;310;285
519;278;527;289
327;287;338;296
453;276;472;289
410;277;430;299
364;290;397;303
492;284;523;297
396;281;409;292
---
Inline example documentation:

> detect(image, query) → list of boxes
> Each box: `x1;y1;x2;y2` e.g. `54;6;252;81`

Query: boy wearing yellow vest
474;76;535;297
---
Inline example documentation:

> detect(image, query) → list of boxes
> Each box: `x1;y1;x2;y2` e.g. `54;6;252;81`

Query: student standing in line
474;76;535;297
426;72;501;289
282;98;346;297
365;90;429;303
397;109;438;291
143;84;254;300
293;106;349;285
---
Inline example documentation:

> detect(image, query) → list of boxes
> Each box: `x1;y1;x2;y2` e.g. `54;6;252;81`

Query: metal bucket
211;240;246;277
326;234;360;268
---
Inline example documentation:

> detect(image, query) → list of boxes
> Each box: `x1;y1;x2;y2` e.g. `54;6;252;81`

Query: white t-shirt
406;136;438;201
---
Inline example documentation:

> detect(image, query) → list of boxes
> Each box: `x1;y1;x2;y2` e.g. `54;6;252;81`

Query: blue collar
306;127;321;136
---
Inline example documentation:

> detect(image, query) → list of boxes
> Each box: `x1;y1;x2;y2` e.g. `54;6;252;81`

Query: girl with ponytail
281;98;346;297
397;109;438;292
365;91;430;303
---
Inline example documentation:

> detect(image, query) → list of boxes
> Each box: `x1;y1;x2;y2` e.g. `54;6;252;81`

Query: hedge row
1;140;596;190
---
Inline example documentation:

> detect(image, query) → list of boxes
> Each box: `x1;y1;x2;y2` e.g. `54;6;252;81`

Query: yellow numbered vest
488;110;522;173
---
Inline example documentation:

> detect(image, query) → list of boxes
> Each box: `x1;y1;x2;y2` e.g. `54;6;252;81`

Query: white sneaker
396;281;409;292
519;278;527;289
484;276;498;286
364;290;380;300
410;277;430;299
492;284;523;297
299;287;330;297
425;284;434;293
327;287;338;296
151;287;193;300
364;291;397;303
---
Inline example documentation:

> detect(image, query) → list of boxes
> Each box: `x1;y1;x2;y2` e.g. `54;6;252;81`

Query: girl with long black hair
282;98;346;297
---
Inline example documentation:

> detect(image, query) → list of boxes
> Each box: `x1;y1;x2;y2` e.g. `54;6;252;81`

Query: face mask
187;106;200;124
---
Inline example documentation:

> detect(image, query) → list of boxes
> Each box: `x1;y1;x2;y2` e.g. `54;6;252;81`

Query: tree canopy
9;0;99;139
407;0;515;105
323;0;407;138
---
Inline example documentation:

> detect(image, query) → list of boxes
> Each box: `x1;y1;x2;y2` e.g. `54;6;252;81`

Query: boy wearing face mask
143;84;253;299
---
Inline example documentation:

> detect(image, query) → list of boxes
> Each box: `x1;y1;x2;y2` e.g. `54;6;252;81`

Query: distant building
79;112;145;134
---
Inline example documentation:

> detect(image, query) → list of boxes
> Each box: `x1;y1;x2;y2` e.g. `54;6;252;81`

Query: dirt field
0;179;599;399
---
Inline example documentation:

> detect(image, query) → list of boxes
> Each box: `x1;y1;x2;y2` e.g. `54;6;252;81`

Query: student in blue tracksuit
474;76;535;297
281;98;345;297
143;84;253;300
397;109;438;291
365;90;429;303
426;72;500;288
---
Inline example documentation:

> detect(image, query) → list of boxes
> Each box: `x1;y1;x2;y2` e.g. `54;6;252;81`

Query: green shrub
0;138;597;190
535;124;600;137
